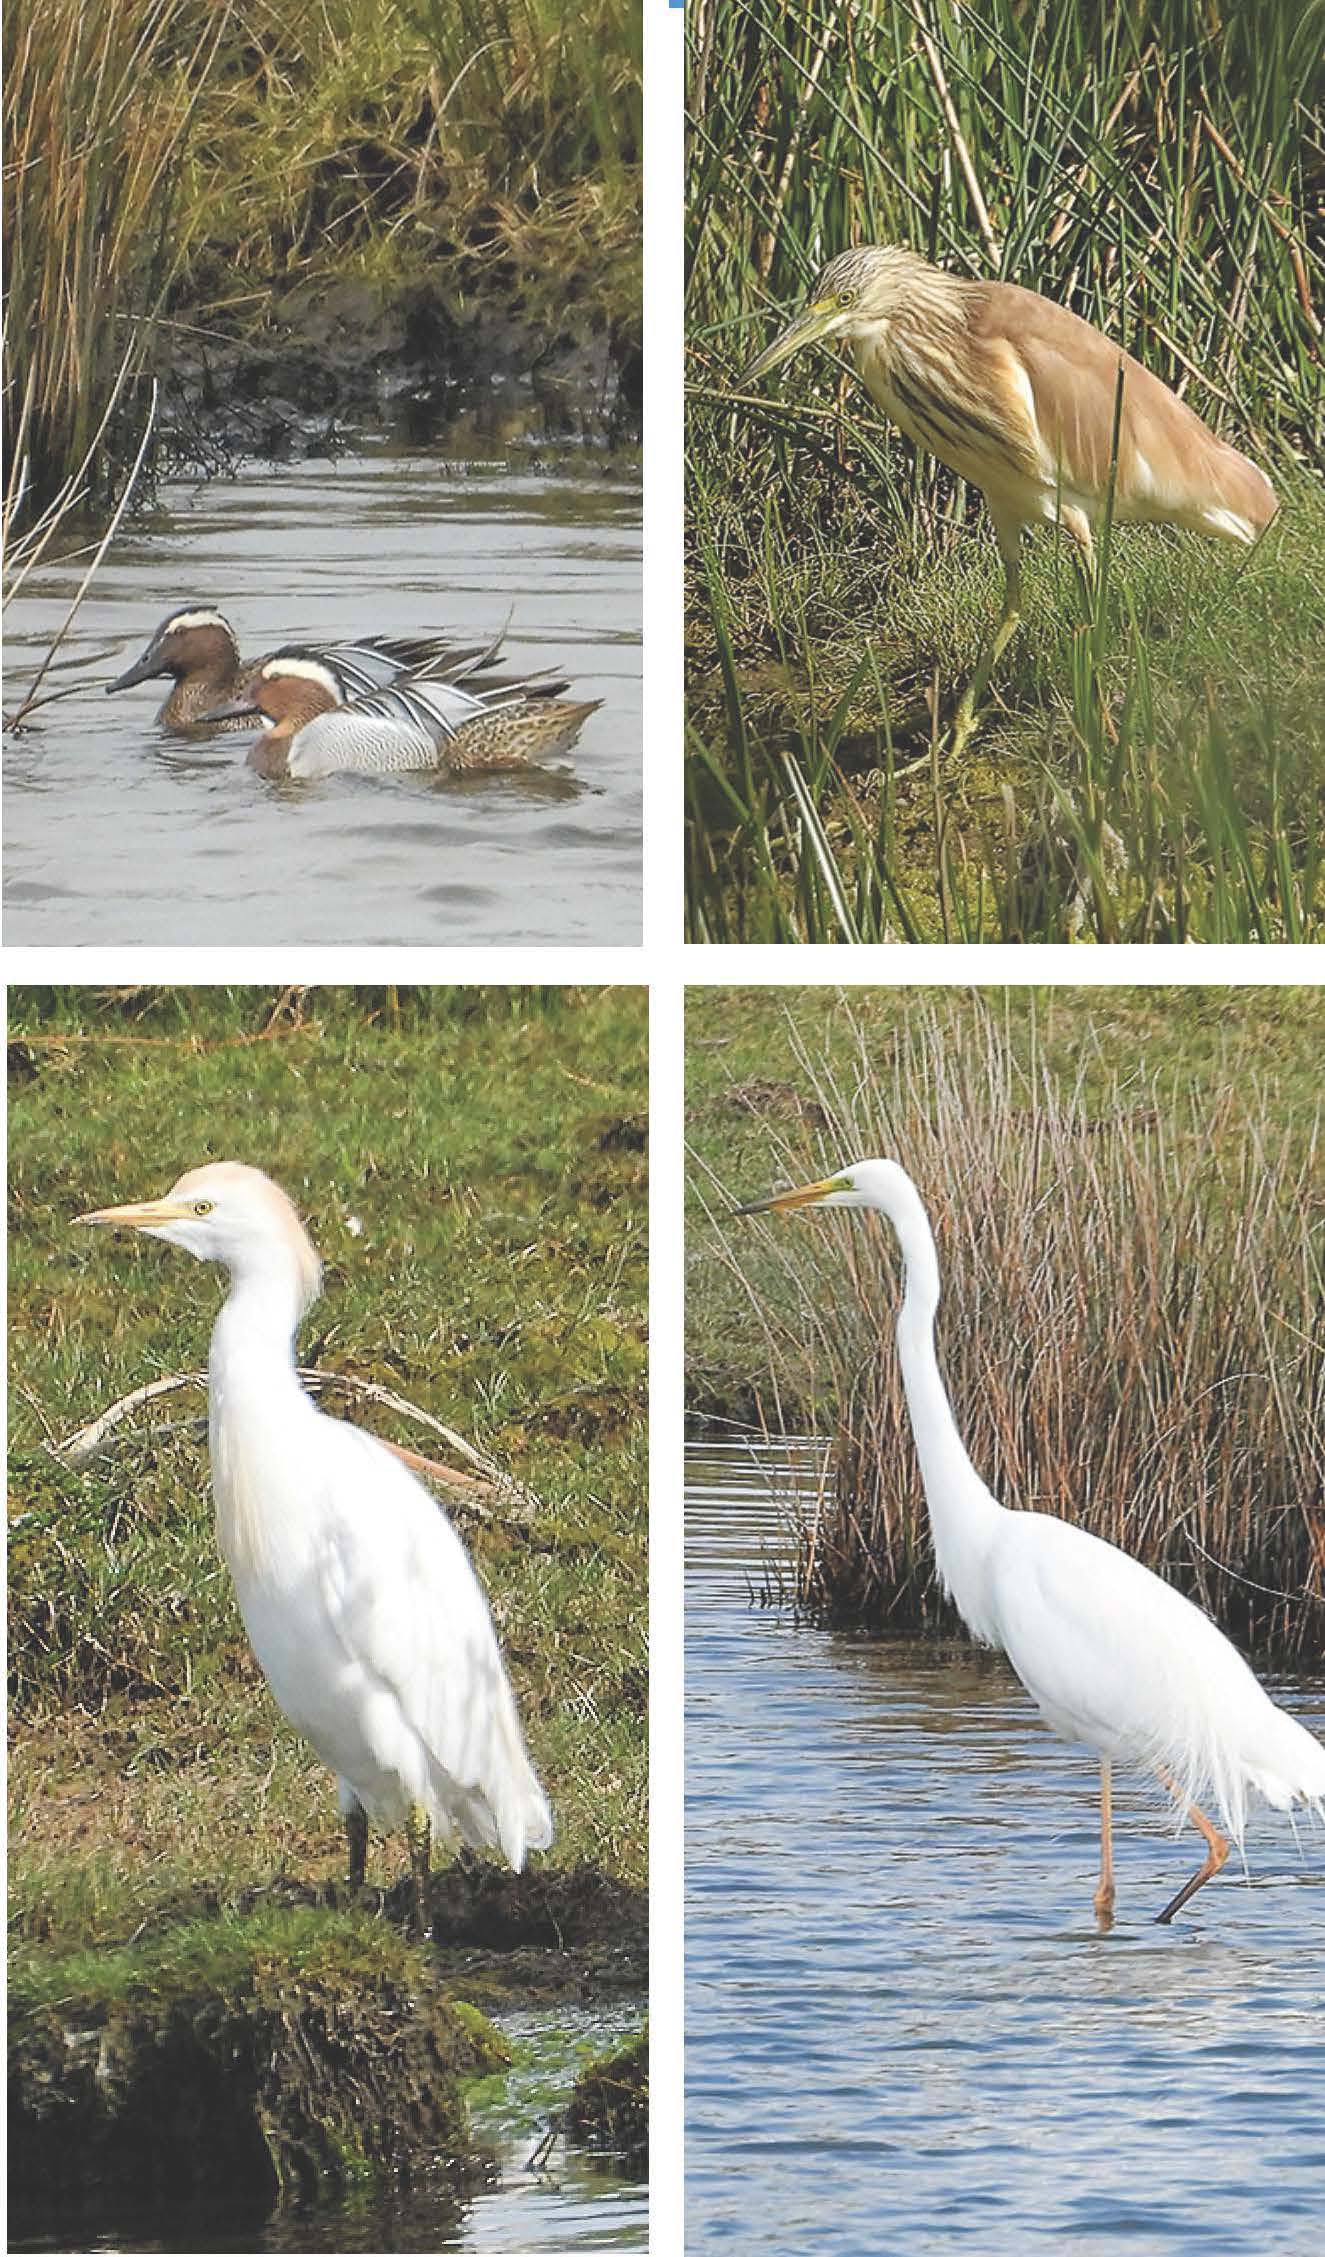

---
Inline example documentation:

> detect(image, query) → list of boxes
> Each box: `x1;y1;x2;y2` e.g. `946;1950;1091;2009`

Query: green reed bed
4;0;642;520
686;0;1325;942
687;987;1325;1666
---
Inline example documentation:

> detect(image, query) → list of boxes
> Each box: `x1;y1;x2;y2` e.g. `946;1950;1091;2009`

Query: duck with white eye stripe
106;605;511;736
201;652;602;779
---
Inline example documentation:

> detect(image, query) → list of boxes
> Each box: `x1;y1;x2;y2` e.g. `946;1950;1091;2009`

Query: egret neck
888;1175;1005;1645
208;1240;319;1589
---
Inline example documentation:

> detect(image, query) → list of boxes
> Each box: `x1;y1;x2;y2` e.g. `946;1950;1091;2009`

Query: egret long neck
208;1259;315;1583
889;1185;1005;1643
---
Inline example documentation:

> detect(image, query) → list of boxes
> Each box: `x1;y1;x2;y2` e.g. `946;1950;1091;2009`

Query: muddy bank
9;1869;647;2247
276;1856;648;2004
160;276;642;471
427;1859;648;2005
567;2029;648;2170
8;1908;500;2245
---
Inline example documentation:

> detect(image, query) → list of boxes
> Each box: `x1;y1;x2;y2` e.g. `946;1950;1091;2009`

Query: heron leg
1093;1759;1115;1931
1155;1770;1230;1925
949;511;1023;759
345;1800;368;1889
1059;504;1119;744
405;1802;432;1939
1061;504;1095;585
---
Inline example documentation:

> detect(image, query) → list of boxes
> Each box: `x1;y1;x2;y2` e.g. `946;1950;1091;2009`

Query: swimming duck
201;653;601;779
106;606;511;735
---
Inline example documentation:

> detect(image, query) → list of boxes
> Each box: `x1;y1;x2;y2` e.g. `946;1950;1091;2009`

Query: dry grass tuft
700;998;1325;1664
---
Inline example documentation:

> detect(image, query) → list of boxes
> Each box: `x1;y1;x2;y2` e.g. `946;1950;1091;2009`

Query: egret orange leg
1155;1769;1230;1924
1093;1759;1115;1930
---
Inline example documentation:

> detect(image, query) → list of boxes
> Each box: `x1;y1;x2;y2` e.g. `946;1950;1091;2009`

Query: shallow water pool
4;449;640;946
686;1438;1325;2257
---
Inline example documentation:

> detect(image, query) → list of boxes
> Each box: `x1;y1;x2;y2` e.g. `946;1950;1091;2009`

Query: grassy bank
686;0;1325;942
686;987;1325;1663
10;1905;502;2235
4;0;642;516
9;985;646;1957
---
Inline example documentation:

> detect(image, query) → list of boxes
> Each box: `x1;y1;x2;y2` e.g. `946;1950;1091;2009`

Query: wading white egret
78;1161;553;1933
738;1158;1325;1927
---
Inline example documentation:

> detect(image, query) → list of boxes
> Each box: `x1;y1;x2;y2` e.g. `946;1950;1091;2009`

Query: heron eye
193;1199;214;1216
837;287;858;307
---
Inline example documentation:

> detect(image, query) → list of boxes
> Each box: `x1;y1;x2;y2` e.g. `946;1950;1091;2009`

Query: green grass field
686;0;1325;942
9;985;646;1955
686;986;1325;1661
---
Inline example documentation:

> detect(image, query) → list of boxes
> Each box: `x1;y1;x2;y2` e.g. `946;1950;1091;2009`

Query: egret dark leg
949;512;1023;759
1155;1772;1230;1924
405;1803;431;1939
1093;1759;1115;1931
345;1801;368;1889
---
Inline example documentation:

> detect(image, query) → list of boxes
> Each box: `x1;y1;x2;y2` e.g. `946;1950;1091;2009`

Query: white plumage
79;1161;552;1923
740;1157;1325;1926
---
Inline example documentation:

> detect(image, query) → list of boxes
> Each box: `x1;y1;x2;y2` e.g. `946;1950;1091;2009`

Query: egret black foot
406;1804;432;1940
345;1803;368;1891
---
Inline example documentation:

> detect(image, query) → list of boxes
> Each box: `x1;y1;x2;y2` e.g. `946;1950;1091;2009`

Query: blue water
686;1440;1325;2257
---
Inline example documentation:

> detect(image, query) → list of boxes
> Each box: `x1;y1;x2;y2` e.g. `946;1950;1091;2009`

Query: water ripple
687;1439;1325;2257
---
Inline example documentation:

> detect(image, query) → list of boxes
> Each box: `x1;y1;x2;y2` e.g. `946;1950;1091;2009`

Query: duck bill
740;299;846;385
75;1196;191;1232
734;1174;847;1216
106;651;160;693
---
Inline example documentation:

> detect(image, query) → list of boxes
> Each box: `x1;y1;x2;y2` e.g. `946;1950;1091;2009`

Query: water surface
687;1439;1325;2257
4;450;640;945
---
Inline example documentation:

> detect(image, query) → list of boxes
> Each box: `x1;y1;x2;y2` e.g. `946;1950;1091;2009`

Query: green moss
449;1996;512;2074
566;2027;648;2169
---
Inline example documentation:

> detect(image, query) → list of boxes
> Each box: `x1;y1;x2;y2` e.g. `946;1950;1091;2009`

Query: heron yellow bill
75;1196;194;1231
740;298;847;386
735;1174;849;1215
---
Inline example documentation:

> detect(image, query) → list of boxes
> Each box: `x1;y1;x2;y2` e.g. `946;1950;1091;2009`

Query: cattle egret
738;1158;1325;1927
742;246;1278;753
78;1161;553;1933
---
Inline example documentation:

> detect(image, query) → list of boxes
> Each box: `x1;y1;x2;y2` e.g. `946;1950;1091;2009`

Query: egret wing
309;1418;550;1863
989;1511;1276;1839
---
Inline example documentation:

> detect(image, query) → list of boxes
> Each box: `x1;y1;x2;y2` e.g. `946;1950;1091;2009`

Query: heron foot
946;690;986;763
945;605;1021;763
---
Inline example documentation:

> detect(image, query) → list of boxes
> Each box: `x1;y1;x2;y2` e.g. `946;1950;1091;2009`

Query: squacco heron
742;245;1278;754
